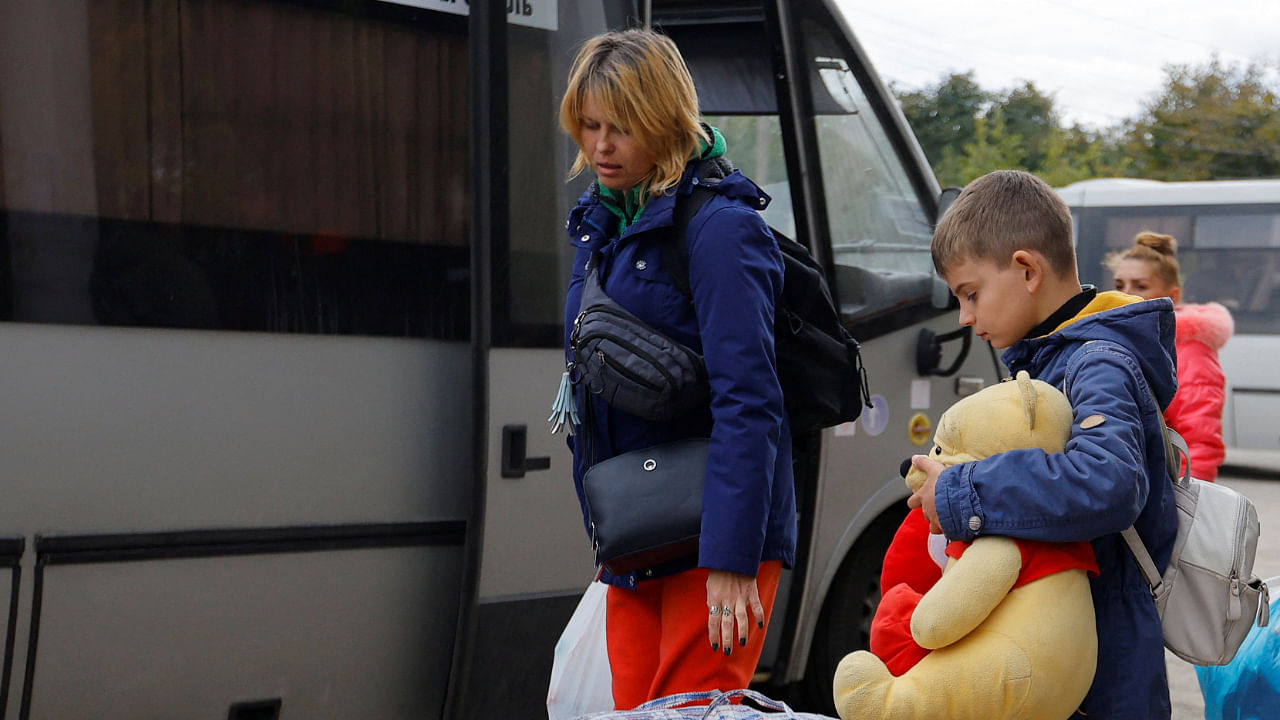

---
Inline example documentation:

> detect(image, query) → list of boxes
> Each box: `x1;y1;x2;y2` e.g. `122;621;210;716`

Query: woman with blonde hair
557;28;793;708
1105;231;1234;481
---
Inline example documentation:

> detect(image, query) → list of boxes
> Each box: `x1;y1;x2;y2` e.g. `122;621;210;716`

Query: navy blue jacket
563;163;796;589
936;293;1179;719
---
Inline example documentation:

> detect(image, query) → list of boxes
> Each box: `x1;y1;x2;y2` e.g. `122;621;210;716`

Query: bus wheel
793;504;906;714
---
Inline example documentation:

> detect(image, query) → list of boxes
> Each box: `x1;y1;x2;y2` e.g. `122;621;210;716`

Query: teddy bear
833;371;1100;720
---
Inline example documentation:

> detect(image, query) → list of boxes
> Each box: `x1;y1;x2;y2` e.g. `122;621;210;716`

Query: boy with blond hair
908;170;1177;718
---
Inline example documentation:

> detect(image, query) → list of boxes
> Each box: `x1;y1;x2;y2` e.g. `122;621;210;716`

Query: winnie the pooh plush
833;371;1099;720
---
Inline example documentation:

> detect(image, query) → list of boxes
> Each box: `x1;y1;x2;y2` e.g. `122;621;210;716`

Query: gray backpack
1122;409;1271;665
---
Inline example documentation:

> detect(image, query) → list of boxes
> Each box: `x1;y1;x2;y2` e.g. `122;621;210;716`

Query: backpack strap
660;184;717;299
1122;378;1190;598
1122;526;1164;596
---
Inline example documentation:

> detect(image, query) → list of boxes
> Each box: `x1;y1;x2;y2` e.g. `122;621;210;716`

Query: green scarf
598;125;727;234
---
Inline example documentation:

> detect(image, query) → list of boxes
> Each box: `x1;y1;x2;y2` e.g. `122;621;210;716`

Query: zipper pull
1228;573;1242;621
1257;581;1270;627
570;310;586;347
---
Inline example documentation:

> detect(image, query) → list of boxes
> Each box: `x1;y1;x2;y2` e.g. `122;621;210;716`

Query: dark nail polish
757;621;764;629
723;646;730;656
712;643;718;652
740;637;747;646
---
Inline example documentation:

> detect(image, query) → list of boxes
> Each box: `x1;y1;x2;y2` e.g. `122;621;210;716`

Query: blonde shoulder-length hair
559;29;708;199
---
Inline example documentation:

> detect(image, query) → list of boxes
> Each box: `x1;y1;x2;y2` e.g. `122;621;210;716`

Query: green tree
896;72;990;169
1126;57;1280;180
934;109;1028;186
895;72;1130;188
994;82;1059;171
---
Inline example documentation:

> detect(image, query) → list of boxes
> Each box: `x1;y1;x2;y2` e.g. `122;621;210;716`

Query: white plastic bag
547;580;613;720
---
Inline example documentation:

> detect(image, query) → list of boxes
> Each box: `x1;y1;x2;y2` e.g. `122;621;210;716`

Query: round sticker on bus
860;394;889;437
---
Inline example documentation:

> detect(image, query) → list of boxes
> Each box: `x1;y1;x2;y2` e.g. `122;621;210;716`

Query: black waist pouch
570;254;708;421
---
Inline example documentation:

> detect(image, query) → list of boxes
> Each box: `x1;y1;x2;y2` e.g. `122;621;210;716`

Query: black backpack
662;184;871;434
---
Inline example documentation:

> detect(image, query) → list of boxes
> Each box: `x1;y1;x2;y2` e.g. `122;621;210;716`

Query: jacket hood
1003;291;1178;407
1175;301;1233;350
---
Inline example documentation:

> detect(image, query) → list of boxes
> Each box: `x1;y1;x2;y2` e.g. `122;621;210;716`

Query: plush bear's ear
1015;370;1036;430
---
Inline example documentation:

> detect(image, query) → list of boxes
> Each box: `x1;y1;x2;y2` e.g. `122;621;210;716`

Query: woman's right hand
706;569;766;654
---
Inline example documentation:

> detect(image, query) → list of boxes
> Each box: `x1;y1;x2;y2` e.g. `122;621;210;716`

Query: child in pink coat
1106;231;1234;481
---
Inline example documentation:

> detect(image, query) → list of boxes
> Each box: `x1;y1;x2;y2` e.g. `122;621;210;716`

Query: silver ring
708;605;721;616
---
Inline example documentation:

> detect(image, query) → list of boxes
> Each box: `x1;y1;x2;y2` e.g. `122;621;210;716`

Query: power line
835;0;1273;127
1030;0;1256;64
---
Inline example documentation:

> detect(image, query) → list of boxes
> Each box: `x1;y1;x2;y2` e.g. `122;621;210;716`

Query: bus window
1099;215;1192;255
795;16;934;327
706;116;795;238
0;1;470;338
1184;211;1280;334
498;4;636;348
1195;212;1280;249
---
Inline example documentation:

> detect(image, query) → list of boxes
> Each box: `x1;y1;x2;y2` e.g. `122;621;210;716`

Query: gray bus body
0;1;997;717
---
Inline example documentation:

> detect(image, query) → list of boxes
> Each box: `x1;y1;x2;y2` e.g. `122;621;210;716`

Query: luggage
573;688;838;720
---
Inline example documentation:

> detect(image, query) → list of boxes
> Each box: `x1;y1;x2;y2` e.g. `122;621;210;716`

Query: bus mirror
937;186;962;219
916;326;972;377
931;187;963;309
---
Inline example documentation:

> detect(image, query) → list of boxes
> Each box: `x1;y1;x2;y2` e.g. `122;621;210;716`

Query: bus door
459;3;631;718
690;3;1004;706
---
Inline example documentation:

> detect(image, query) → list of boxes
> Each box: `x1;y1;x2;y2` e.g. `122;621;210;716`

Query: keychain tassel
548;369;580;435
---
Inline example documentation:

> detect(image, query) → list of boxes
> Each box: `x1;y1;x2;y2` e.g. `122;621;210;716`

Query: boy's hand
906;455;944;534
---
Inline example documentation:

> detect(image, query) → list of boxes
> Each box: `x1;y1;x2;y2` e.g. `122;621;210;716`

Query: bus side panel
28;548;459;718
1222;335;1280;450
0;323;472;717
0;324;471;530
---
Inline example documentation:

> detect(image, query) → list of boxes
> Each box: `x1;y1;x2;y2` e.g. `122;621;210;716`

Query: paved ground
1166;449;1280;720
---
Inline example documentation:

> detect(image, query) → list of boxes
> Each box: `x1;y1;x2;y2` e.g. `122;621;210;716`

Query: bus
1060;178;1280;453
0;1;1000;717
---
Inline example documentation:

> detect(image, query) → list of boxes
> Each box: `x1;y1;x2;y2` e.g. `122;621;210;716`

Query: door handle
500;424;552;478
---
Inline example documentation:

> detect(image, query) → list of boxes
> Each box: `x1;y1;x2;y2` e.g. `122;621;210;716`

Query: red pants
605;561;783;710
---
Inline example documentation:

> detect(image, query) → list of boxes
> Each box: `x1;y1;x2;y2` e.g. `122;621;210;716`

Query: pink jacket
1165;302;1234;481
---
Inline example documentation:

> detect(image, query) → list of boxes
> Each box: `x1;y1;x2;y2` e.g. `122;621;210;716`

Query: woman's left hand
706;569;766;655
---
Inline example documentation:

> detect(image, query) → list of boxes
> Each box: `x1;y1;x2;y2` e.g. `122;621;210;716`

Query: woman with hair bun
1105;231;1234;481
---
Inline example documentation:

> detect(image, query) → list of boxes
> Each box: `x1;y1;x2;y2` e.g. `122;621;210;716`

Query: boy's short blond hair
932;170;1076;279
559;29;708;198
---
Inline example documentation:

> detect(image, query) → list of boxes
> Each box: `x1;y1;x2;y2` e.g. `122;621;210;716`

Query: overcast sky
832;0;1280;129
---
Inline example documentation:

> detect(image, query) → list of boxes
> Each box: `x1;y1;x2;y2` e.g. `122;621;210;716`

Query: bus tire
792;503;907;714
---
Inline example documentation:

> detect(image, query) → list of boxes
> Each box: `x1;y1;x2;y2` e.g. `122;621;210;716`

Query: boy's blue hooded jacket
935;292;1179;719
562;156;796;589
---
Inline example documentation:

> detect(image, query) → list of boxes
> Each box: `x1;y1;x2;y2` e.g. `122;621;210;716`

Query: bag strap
701;688;798;718
1122;378;1190;597
1121;526;1164;596
661;184;717;300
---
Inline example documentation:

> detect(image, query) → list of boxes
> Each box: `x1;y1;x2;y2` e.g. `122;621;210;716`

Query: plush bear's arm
910;535;1021;649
